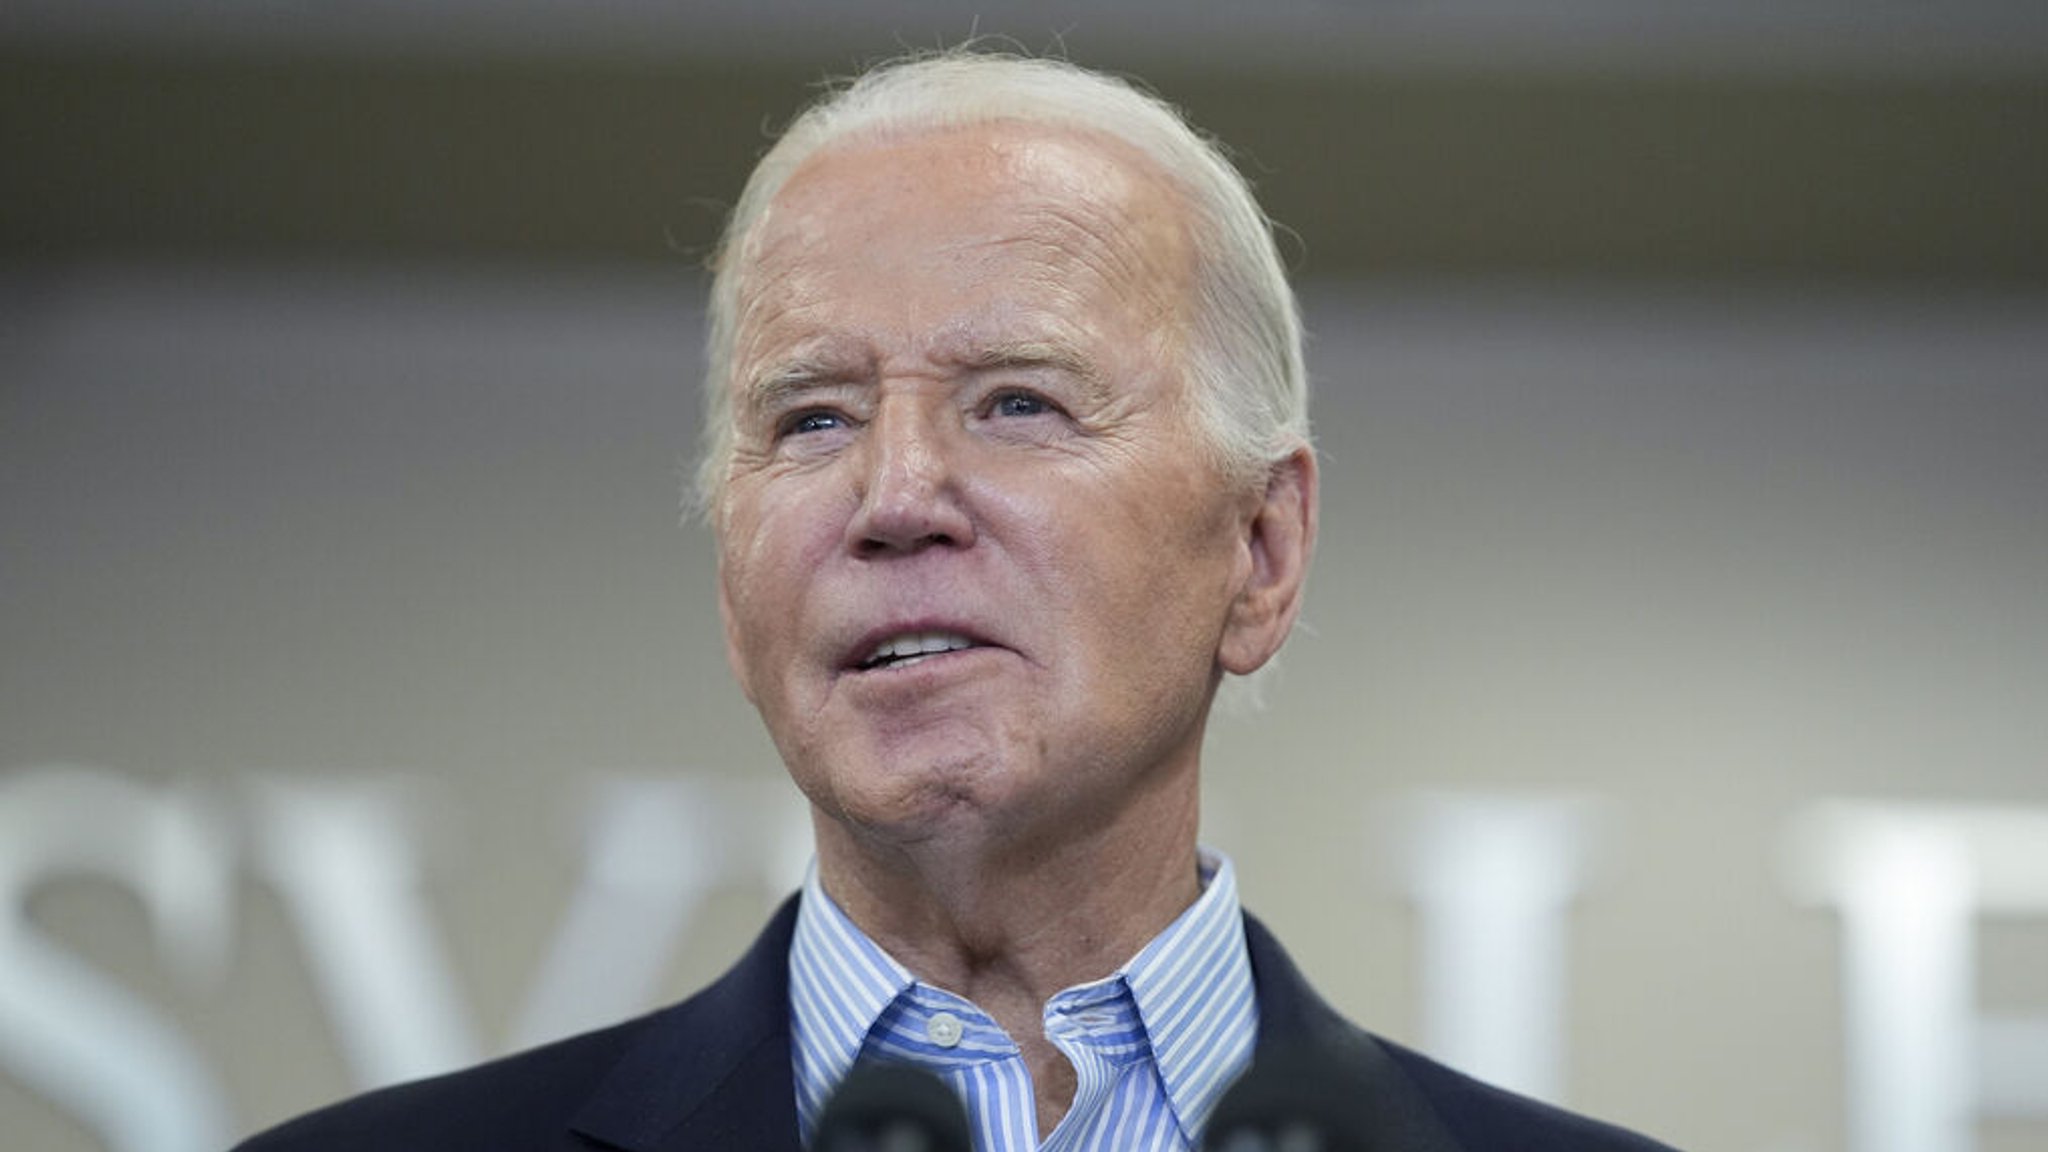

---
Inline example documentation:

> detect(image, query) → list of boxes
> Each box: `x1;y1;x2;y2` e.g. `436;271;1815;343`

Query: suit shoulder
1378;1039;1682;1152
231;1009;657;1152
234;897;803;1152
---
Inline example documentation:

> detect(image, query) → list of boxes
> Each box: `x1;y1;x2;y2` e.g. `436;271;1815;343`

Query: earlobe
1218;447;1318;676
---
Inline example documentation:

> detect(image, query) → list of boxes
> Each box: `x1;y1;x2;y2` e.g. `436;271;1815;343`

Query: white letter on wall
252;772;792;1078
0;765;235;1152
507;776;730;1049
1787;802;2048;1152
1394;792;1601;1103
248;777;480;1087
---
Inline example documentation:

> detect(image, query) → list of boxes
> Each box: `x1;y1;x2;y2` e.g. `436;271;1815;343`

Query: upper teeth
864;632;973;667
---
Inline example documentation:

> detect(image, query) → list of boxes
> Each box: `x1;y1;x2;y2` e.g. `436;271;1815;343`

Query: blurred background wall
3;5;2045;1152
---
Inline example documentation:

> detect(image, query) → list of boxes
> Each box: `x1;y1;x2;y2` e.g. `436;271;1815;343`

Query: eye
779;408;849;438
988;390;1053;418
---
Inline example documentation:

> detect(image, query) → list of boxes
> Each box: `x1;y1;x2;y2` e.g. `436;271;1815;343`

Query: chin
817;753;1020;841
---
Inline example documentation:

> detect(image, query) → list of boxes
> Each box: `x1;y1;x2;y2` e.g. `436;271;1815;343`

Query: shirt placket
1039;983;1158;1152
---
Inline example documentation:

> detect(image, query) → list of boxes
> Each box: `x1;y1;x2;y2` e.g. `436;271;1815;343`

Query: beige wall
2;265;2044;1152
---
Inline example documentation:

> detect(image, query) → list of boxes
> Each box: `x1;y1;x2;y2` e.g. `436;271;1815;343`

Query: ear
1218;446;1318;676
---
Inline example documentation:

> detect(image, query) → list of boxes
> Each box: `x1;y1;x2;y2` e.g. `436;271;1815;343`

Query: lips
856;630;979;671
836;616;1012;676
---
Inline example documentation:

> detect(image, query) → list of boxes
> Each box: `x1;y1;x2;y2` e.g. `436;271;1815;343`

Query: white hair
695;49;1310;515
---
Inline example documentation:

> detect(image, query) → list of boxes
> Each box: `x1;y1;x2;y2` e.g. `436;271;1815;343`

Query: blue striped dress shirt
788;849;1258;1152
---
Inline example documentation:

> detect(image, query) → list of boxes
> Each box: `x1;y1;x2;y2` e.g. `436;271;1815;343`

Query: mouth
852;630;983;672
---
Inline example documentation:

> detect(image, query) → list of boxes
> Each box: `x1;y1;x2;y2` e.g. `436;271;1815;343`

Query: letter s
0;765;235;1152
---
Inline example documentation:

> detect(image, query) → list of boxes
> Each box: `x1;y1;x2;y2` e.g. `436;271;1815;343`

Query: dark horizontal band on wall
4;51;2044;281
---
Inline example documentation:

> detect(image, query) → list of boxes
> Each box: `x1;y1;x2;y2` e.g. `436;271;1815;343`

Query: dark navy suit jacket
235;897;1676;1151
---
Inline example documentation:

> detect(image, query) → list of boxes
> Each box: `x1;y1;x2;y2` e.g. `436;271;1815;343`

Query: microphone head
812;1061;972;1152
1202;1042;1377;1152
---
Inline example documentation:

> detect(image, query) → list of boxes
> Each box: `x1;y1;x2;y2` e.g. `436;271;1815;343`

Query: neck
812;774;1204;1138
815;784;1203;1001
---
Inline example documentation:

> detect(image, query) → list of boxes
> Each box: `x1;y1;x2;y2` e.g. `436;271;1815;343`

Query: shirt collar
787;848;1256;1142
1121;849;1257;1137
786;863;912;1131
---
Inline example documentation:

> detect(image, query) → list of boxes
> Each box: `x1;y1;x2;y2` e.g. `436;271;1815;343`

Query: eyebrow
946;337;1110;405
740;334;1109;412
741;350;873;413
955;338;1093;377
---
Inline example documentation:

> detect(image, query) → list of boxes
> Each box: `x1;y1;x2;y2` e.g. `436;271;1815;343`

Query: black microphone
811;1061;973;1152
1202;1041;1378;1152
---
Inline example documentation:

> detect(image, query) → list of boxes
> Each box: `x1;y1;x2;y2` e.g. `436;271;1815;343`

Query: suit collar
1243;912;1466;1152
569;895;804;1152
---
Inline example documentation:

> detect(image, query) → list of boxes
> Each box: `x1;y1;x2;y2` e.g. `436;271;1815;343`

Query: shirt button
926;1011;964;1048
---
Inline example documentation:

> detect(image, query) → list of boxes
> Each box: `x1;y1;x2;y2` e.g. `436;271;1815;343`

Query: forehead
730;122;1195;373
762;119;1187;252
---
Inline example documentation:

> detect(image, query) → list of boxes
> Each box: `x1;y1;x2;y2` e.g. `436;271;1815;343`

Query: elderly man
240;52;1674;1152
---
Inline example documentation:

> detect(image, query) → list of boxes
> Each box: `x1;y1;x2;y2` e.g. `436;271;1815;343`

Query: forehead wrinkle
978;192;1196;367
930;202;1190;388
950;199;1172;299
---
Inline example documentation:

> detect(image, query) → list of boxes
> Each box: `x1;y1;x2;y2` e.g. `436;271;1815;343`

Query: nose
845;392;976;556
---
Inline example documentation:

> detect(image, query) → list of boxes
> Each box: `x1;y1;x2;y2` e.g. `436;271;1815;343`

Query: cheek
716;564;776;707
717;514;793;657
726;478;840;578
1085;487;1244;651
719;483;852;670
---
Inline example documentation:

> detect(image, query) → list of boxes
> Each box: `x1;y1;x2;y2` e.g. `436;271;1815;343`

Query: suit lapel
569;896;804;1152
1243;913;1466;1152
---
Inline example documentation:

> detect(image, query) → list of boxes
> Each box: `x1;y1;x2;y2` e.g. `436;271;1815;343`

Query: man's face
716;123;1277;853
